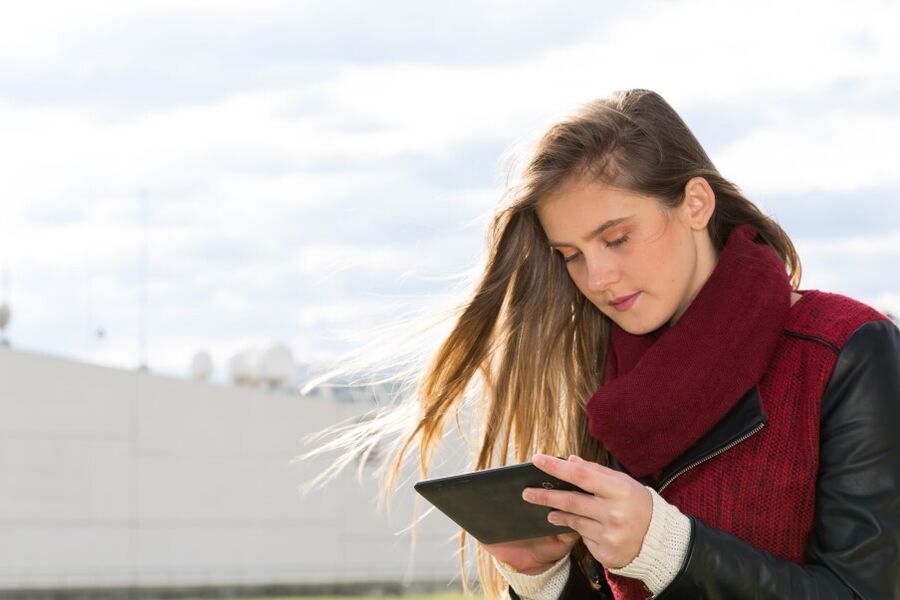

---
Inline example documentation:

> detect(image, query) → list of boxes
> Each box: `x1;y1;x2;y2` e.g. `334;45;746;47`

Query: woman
312;89;900;598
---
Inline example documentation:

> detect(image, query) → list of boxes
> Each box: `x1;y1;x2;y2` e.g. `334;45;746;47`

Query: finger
547;510;602;538
568;454;606;472
533;453;619;497
481;531;578;553
522;486;597;517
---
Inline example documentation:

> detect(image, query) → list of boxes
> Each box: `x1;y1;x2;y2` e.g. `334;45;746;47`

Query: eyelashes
606;234;630;248
558;234;630;263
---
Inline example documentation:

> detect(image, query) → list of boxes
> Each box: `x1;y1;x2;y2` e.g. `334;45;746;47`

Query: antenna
0;269;10;346
138;191;148;371
0;303;9;346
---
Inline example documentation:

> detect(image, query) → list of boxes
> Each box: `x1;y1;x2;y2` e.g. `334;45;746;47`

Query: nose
584;254;619;294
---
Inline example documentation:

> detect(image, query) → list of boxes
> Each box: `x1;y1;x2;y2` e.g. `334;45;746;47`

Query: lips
609;292;640;311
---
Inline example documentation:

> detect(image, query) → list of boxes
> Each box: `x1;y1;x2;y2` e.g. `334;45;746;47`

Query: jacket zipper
656;421;766;494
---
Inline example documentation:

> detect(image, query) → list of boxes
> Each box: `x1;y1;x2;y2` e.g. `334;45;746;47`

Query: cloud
874;291;900;320
751;185;900;239
716;112;900;195
0;0;642;118
1;0;898;377
795;229;900;303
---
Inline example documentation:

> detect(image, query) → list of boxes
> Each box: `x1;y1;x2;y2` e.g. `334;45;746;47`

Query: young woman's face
537;176;716;335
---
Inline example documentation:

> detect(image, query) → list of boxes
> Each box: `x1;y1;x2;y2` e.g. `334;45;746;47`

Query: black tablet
414;461;590;544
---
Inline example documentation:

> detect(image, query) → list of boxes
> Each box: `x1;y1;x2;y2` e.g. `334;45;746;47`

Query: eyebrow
547;216;633;247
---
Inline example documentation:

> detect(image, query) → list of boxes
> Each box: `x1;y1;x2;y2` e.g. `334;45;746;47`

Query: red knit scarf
585;224;792;479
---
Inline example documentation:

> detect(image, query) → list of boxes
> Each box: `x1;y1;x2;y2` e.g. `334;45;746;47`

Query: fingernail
522;489;534;501
547;513;560;524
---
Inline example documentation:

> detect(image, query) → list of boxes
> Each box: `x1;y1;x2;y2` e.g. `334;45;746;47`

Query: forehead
537;178;654;235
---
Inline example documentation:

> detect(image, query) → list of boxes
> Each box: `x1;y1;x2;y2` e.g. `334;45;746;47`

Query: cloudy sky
1;0;898;381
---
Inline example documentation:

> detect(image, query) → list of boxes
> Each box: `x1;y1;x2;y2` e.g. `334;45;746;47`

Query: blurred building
0;346;470;596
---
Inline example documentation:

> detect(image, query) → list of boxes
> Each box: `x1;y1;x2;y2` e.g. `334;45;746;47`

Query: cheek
564;264;590;295
638;225;689;290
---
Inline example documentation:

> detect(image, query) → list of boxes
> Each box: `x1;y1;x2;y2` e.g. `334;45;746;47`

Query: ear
682;176;716;230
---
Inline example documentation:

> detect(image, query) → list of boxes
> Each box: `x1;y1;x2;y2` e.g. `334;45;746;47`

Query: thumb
557;531;581;545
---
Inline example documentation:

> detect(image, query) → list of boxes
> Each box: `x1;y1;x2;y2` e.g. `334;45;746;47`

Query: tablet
414;461;590;544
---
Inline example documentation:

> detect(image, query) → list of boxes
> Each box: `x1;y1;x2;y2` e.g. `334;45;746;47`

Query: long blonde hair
303;89;801;597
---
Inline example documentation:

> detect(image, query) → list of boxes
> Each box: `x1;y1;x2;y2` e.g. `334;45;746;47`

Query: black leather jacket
534;319;900;599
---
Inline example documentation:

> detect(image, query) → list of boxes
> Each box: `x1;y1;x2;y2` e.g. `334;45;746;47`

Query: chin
611;314;668;336
618;323;661;336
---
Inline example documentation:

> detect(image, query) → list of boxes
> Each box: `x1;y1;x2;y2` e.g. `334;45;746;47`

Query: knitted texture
587;224;792;479
497;488;690;600
496;553;570;600
608;487;691;595
604;290;889;600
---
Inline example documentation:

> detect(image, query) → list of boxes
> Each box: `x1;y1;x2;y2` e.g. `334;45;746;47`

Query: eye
553;248;581;263
605;234;629;248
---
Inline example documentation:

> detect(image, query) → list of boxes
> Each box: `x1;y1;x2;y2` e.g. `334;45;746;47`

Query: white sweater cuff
494;552;570;600
608;486;691;595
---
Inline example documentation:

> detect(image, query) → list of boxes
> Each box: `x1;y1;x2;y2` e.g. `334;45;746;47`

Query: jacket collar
608;386;767;491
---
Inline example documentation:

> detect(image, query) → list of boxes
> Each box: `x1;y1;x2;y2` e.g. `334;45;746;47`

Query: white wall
0;346;469;590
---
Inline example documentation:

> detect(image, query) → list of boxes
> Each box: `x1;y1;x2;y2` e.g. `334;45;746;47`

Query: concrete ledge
0;580;475;599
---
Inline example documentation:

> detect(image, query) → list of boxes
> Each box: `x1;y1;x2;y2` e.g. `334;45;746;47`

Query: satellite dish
259;344;295;388
190;351;213;382
228;349;261;386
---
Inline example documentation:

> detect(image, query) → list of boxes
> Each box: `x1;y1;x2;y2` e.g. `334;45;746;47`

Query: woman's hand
481;531;580;575
522;454;652;569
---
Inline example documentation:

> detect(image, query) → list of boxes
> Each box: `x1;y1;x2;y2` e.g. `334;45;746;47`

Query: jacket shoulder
784;290;892;352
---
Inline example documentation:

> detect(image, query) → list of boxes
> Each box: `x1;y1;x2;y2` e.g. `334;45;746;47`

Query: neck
669;230;719;326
